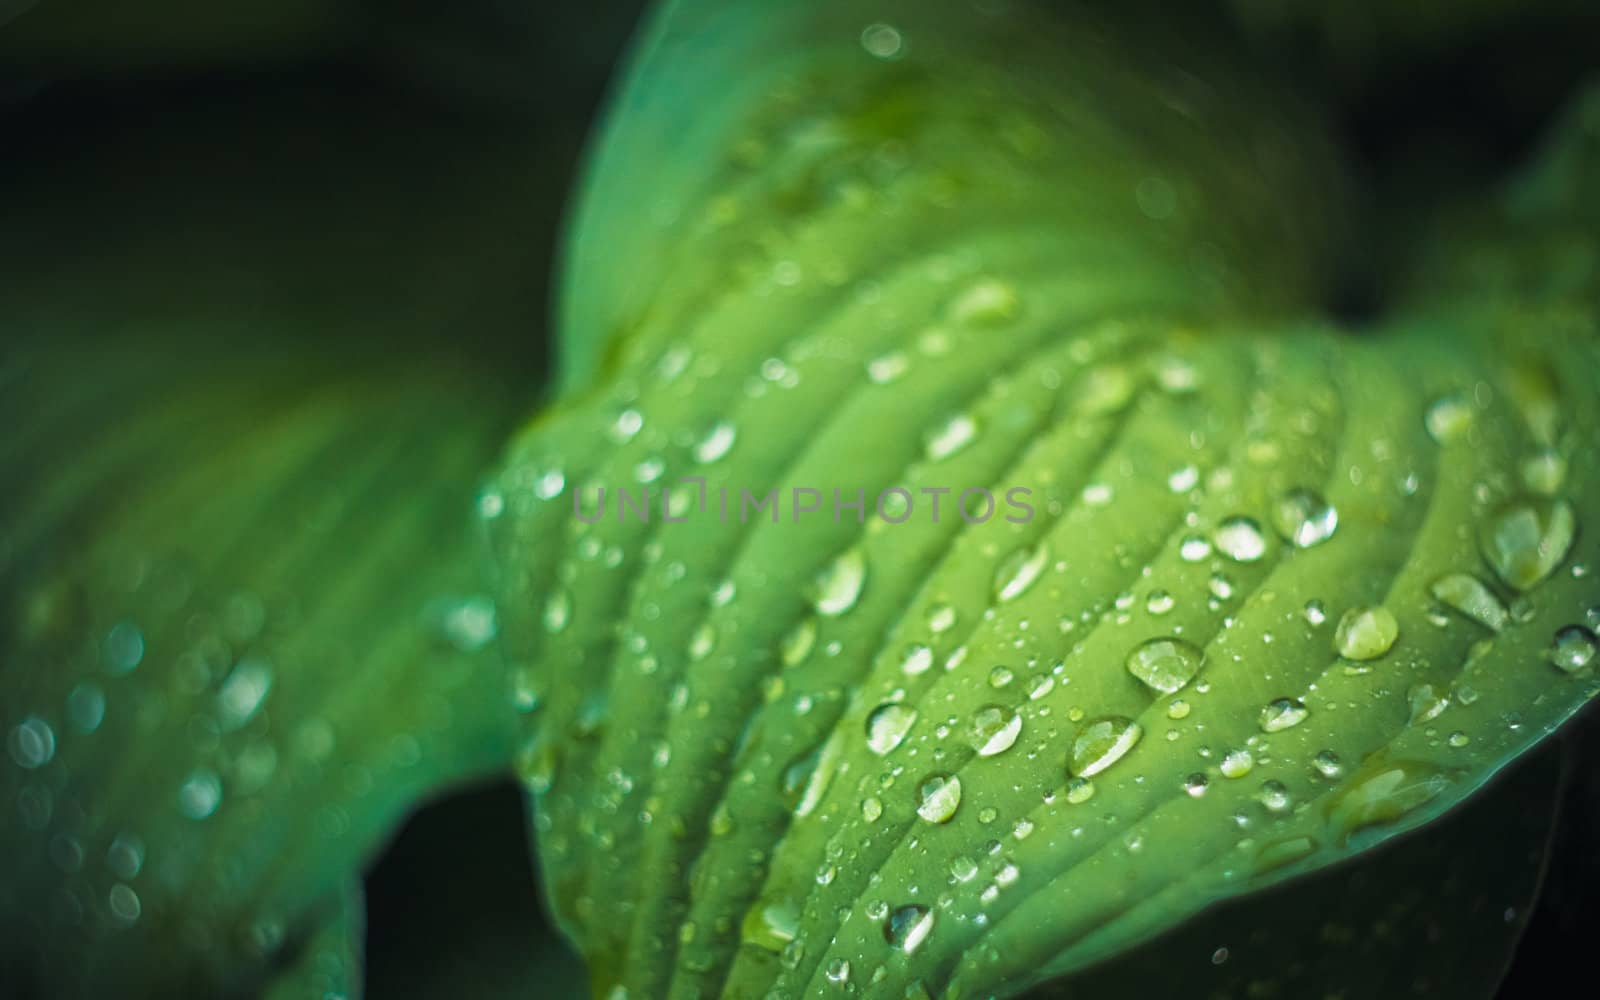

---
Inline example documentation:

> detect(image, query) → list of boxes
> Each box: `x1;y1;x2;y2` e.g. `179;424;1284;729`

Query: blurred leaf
0;74;556;996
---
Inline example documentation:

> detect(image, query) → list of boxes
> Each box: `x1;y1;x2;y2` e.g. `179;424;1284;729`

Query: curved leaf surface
493;2;1600;998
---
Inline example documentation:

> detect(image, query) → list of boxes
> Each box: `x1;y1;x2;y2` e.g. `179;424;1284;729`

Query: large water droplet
1328;760;1452;842
993;543;1049;603
1335;606;1399;660
1125;637;1205;694
1479;497;1576;590
1429;573;1509;632
812;548;867;617
866;703;918;755
1271;489;1338;548
1549;625;1598;674
884;904;935;954
1069;717;1143;777
969;705;1022;757
1259;697;1310;733
917;773;962;823
1213;516;1267;563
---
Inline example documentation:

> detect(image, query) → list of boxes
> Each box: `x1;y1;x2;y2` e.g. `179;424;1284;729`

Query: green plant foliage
489;1;1600;997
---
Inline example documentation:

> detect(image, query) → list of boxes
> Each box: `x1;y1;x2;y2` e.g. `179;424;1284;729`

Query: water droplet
1328;760;1452;842
1068;717;1143;777
884;904;935;954
1257;780;1292;813
694;422;737;464
1254;835;1318;873
780;617;817;667
1335;606;1399;660
1220;748;1254;778
1271;489;1338;548
1480;497;1576;590
970;705;1022;757
927;603;957;634
862;796;884;822
916;773;962;823
994;543;1049;603
1259;697;1309;733
1429;573;1509;632
820;957;852;989
900;643;934;676
1125;637;1205;694
1303;599;1327;626
8;716;55;769
1183;773;1209;798
1214;516;1267;562
866;703;918;755
1407;683;1449;724
1549;625;1598;674
812;548;867;617
987;665;1015;689
1425;394;1474;444
1312;749;1343;779
1065;776;1096;804
926;414;978;461
177;768;223;820
1168;465;1200;493
1180;535;1213;562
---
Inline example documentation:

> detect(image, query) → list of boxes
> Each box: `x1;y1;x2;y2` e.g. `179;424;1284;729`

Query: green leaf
492;1;1600;997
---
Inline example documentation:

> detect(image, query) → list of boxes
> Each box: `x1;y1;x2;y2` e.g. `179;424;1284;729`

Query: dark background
2;1;1595;995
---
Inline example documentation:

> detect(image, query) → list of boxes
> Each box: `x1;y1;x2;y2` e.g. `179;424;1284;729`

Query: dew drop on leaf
1271;488;1339;548
1068;717;1143;777
884;904;935;954
1125;637;1206;694
865;703;918;755
1259;697;1310;733
969;705;1022;757
1549;625;1598;674
993;542;1049;603
1335;605;1399;660
812;547;867;617
1213;515;1268;562
1479;497;1577;590
1428;573;1509;632
916;773;962;823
